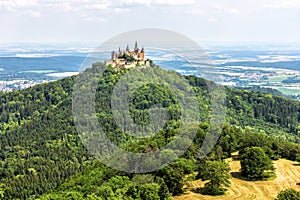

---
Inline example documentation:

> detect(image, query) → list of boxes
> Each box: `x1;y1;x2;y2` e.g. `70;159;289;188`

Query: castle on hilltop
105;42;150;68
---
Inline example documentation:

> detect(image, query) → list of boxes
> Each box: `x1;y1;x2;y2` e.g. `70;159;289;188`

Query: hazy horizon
1;0;300;43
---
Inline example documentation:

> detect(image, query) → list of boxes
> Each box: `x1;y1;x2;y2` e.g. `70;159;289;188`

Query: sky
0;0;300;44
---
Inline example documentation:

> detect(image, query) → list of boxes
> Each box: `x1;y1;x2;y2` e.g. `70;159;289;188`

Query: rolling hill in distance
0;43;300;100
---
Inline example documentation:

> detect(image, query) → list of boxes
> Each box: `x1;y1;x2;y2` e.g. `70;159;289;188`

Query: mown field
174;155;300;200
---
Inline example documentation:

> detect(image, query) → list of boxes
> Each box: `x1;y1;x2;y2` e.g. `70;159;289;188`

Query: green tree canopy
198;160;231;195
275;188;300;200
240;147;275;180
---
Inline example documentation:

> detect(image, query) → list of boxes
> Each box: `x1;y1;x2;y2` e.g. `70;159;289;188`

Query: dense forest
0;62;299;199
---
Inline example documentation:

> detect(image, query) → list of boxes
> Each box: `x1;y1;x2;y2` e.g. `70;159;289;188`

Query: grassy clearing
173;157;300;200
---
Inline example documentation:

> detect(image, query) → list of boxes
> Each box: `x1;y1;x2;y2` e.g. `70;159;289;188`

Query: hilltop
0;62;299;199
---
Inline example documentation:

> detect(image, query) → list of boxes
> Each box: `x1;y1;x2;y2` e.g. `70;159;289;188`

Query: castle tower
134;41;139;53
134;41;138;49
111;51;117;61
140;47;145;61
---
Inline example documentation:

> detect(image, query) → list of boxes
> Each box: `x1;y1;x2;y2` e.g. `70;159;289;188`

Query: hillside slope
0;62;299;199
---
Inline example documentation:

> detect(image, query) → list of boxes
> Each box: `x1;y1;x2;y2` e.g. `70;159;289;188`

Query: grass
173;157;300;200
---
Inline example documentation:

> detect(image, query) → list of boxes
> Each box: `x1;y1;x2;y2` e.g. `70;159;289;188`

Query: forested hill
0;62;299;199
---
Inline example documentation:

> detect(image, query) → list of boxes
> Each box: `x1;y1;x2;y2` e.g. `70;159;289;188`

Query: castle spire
134;41;138;51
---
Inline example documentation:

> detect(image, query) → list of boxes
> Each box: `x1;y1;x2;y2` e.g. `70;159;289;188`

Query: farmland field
174;157;300;200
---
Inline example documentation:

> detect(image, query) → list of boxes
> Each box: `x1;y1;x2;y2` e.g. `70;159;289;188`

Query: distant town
0;80;48;92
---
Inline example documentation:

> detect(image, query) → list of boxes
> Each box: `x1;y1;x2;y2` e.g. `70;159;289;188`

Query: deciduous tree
240;147;275;180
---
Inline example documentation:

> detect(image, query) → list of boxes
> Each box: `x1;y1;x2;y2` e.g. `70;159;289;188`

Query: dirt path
173;158;300;200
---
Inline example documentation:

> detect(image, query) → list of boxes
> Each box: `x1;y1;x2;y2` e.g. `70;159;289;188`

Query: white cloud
1;0;300;43
118;0;152;6
0;0;38;11
20;10;41;17
211;4;240;15
227;8;240;14
5;0;37;8
264;0;300;9
62;2;72;12
209;17;218;22
84;1;110;10
85;4;108;10
114;7;130;13
155;0;195;6
0;0;41;17
0;0;113;19
211;4;222;11
188;8;204;15
82;16;106;23
115;0;195;7
80;12;106;23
